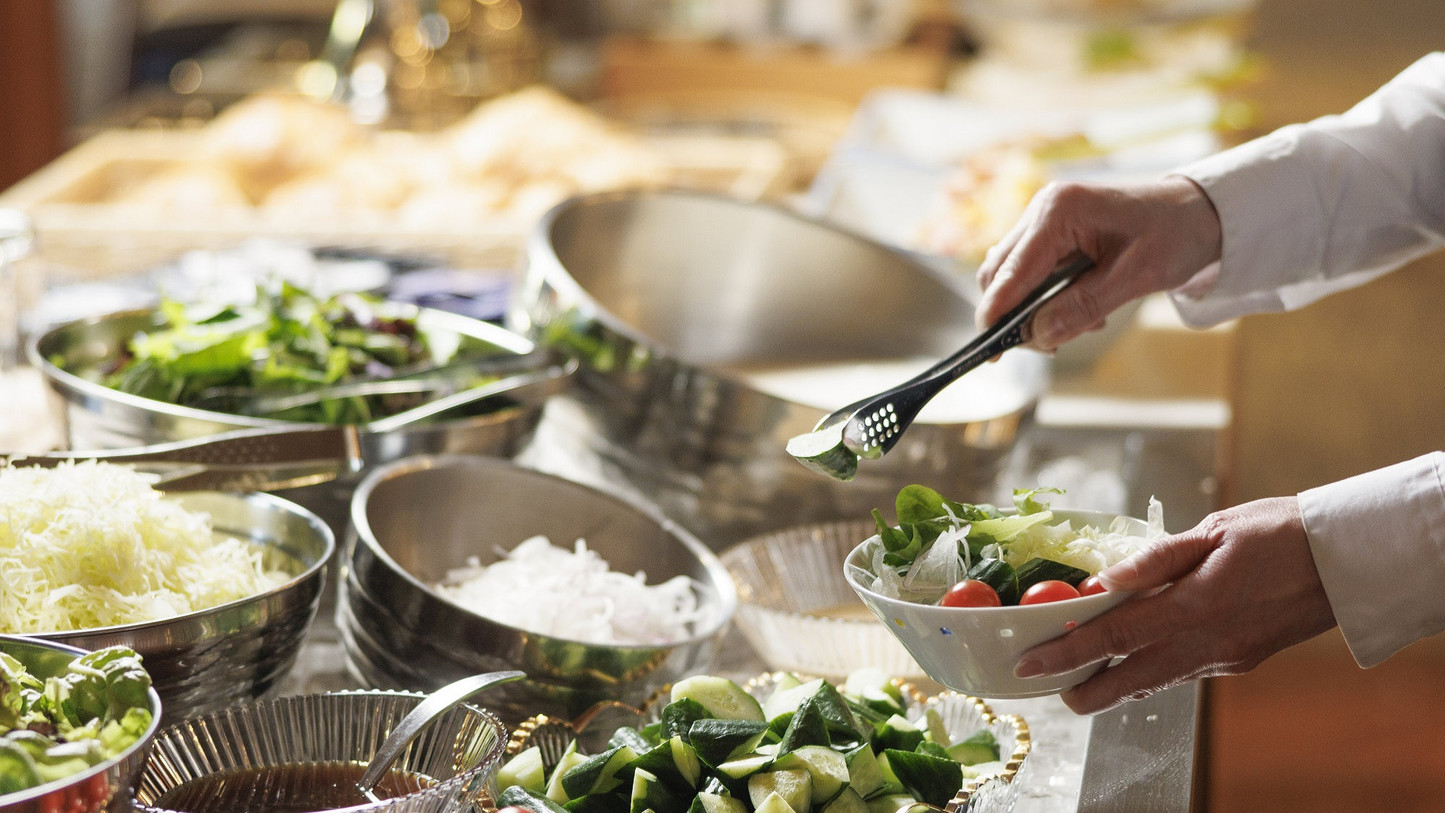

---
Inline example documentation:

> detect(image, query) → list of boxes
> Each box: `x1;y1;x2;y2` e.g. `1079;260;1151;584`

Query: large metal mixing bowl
0;636;163;813
28;305;549;531
513;189;1047;548
337;454;737;722
30;490;333;724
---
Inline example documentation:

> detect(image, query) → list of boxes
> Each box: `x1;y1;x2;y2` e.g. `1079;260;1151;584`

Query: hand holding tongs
787;253;1095;481
5;425;365;492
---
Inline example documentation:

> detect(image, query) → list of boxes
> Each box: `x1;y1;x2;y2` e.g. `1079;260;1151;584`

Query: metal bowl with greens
0;637;162;811
92;283;519;425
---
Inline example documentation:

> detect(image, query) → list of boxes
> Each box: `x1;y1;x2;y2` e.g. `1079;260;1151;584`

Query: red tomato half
940;579;1002;608
1077;575;1107;597
1019;580;1082;605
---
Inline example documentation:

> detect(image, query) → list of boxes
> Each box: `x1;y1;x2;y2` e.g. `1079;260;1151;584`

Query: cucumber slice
843;744;887;800
628;736;701;792
821;788;869;813
755;791;800;813
499;745;547;793
921;709;950;747
630;768;685;813
944;730;999;766
498;785;569;813
545;746;589;803
748;768;813;813
672;676;765;722
686;792;748;813
690;718;768;768
773;745;849;804
871;715;924;754
1014;557;1090;593
786;424;859;482
561;744;638;798
763;678;825;723
881;749;963;809
717;754;773;780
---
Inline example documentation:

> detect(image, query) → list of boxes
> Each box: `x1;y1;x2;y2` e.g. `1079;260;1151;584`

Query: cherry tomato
940;579;1002;608
1019;580;1082;605
1077;575;1107;597
495;806;533;813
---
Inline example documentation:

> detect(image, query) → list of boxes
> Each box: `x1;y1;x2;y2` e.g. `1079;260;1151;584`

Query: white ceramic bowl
843;508;1142;699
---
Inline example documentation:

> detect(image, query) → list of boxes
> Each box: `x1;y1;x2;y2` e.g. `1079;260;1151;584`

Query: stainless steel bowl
337;454;737;722
132;690;508;813
31;491;334;723
513;189;1047;548
28;304;550;532
0;636;163;813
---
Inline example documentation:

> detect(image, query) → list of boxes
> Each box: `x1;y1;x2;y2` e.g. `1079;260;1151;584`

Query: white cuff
1299;453;1445;667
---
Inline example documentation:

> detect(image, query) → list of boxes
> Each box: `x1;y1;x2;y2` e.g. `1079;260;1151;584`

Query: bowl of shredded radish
339;454;737;720
0;460;334;722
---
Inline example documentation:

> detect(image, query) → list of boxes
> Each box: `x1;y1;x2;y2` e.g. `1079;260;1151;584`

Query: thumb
1097;532;1214;592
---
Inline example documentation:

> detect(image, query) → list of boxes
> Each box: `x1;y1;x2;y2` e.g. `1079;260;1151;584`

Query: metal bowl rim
28;303;537;431
24;490;334;640
348;453;739;650
0;635;164;806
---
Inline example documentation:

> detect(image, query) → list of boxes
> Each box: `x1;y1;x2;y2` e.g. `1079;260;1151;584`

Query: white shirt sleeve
1169;52;1445;327
1163;54;1445;667
1298;453;1445;666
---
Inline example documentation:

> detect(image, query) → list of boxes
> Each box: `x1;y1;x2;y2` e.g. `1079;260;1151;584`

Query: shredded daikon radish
436;535;704;645
0;461;290;633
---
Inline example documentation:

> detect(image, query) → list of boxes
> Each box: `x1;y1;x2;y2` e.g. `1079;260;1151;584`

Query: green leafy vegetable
0;646;154;798
98;283;506;425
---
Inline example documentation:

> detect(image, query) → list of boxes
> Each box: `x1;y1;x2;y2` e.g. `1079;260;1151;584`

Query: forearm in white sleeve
1298;452;1445;667
1169;52;1445;327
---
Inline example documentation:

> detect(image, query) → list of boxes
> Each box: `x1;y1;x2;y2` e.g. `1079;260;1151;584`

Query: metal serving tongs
5;425;365;492
786;253;1095;481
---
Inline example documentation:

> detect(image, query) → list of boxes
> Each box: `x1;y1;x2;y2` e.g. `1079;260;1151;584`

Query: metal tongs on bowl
5;424;367;492
786;254;1095;481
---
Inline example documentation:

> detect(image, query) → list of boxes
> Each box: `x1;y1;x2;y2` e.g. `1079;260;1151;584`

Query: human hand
1012;497;1337;715
975;176;1223;351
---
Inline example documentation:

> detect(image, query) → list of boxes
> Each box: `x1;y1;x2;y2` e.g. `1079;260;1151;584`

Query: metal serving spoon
786;253;1095;481
356;670;527;802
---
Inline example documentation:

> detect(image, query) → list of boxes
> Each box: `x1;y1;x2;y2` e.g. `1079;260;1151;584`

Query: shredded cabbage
0;461;290;633
436;535;705;646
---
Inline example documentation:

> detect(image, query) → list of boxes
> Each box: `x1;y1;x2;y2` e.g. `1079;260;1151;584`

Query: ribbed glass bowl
721;520;924;679
131;691;507;813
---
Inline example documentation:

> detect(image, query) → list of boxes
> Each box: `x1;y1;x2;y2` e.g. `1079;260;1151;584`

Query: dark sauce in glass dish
150;760;437;812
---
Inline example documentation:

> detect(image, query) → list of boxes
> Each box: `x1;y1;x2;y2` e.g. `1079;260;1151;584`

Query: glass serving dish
504;673;1032;812
722;520;925;680
131;690;508;813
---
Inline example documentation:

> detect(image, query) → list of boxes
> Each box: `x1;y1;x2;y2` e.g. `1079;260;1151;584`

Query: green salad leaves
96;283;499;425
0;646;154;796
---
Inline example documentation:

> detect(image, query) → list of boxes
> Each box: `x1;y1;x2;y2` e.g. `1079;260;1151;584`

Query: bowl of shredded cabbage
338;454;737;721
844;485;1165;699
0;461;334;723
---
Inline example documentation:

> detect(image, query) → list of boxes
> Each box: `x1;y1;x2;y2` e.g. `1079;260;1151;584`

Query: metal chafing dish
513;189;1048;548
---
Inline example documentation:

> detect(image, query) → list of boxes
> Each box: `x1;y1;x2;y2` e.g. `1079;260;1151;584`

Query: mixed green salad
853;485;1163;607
0;645;155;796
496;670;1006;813
93;283;505;425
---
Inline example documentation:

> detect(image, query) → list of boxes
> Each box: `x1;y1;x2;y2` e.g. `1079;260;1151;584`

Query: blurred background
3;1;1445;810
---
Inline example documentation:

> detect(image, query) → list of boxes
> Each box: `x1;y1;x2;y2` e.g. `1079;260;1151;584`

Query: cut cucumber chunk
498;785;569;813
773;745;849;805
690;718;769;768
843;744;887;800
499;745;547;793
687;792;749;813
755;791;800;813
672;676;765;722
945;730;999;766
545;746;590;803
820;787;869;813
1014;557;1090;592
763;679;826;723
561;744;638;798
882;749;963;809
748;768;812;813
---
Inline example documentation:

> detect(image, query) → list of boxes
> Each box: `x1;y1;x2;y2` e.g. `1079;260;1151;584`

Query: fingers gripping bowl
845;507;1151;699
